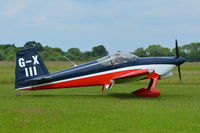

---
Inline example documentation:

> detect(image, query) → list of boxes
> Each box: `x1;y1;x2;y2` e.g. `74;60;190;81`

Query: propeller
175;40;182;80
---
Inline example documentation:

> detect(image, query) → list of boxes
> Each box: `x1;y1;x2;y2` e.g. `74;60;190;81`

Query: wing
101;68;154;92
113;68;154;80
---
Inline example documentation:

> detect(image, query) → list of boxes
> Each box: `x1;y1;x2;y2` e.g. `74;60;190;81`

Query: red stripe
19;69;148;91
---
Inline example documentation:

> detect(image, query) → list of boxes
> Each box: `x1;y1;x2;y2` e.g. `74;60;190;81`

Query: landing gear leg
132;73;161;97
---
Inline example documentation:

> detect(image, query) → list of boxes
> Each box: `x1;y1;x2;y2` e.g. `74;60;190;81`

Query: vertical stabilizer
15;48;49;89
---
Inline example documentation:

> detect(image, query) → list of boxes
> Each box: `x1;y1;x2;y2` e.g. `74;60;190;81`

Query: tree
0;44;17;60
80;51;92;61
132;47;147;57
0;52;3;61
174;42;200;62
92;45;108;57
146;45;172;56
24;41;44;52
66;48;81;61
40;46;65;61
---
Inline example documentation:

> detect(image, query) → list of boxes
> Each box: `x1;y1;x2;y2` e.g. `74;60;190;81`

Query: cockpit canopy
97;52;138;66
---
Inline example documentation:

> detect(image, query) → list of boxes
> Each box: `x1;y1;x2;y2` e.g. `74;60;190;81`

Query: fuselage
18;56;185;91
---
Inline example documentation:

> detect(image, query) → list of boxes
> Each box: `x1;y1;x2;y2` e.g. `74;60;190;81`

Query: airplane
15;40;186;97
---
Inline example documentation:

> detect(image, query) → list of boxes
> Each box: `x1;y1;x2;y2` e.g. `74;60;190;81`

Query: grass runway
0;61;200;133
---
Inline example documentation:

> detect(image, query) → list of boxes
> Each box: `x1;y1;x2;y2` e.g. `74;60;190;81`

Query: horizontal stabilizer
32;76;52;81
31;76;52;85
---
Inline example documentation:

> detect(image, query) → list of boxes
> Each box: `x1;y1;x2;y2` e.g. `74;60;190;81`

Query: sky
0;0;200;54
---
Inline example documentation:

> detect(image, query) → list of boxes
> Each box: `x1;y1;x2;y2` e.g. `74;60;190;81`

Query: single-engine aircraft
15;40;186;97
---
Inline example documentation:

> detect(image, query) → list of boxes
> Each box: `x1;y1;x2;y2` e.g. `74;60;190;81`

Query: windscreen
97;53;138;66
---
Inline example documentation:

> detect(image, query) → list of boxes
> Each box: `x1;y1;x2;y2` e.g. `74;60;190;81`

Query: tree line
0;41;199;62
0;41;108;61
132;43;200;62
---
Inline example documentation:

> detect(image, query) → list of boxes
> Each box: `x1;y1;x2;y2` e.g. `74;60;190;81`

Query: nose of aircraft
176;57;186;65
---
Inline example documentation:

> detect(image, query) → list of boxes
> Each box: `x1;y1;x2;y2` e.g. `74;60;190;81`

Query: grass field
0;61;200;133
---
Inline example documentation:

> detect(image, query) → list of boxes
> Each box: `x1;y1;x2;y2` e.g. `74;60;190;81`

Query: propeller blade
175;40;179;58
175;40;183;81
178;65;182;80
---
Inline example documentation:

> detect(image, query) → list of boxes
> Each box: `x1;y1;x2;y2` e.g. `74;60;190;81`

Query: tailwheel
15;91;24;96
16;93;21;96
132;73;161;97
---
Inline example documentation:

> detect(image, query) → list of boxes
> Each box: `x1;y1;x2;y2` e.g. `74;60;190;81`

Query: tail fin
15;48;49;89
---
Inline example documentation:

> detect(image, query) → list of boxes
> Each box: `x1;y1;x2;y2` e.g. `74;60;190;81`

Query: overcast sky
0;0;200;54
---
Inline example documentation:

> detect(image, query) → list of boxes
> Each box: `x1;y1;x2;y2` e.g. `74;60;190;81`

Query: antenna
63;56;77;67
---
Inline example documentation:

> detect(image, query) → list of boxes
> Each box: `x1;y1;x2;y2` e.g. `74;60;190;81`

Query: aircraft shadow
22;92;191;100
23;93;161;100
